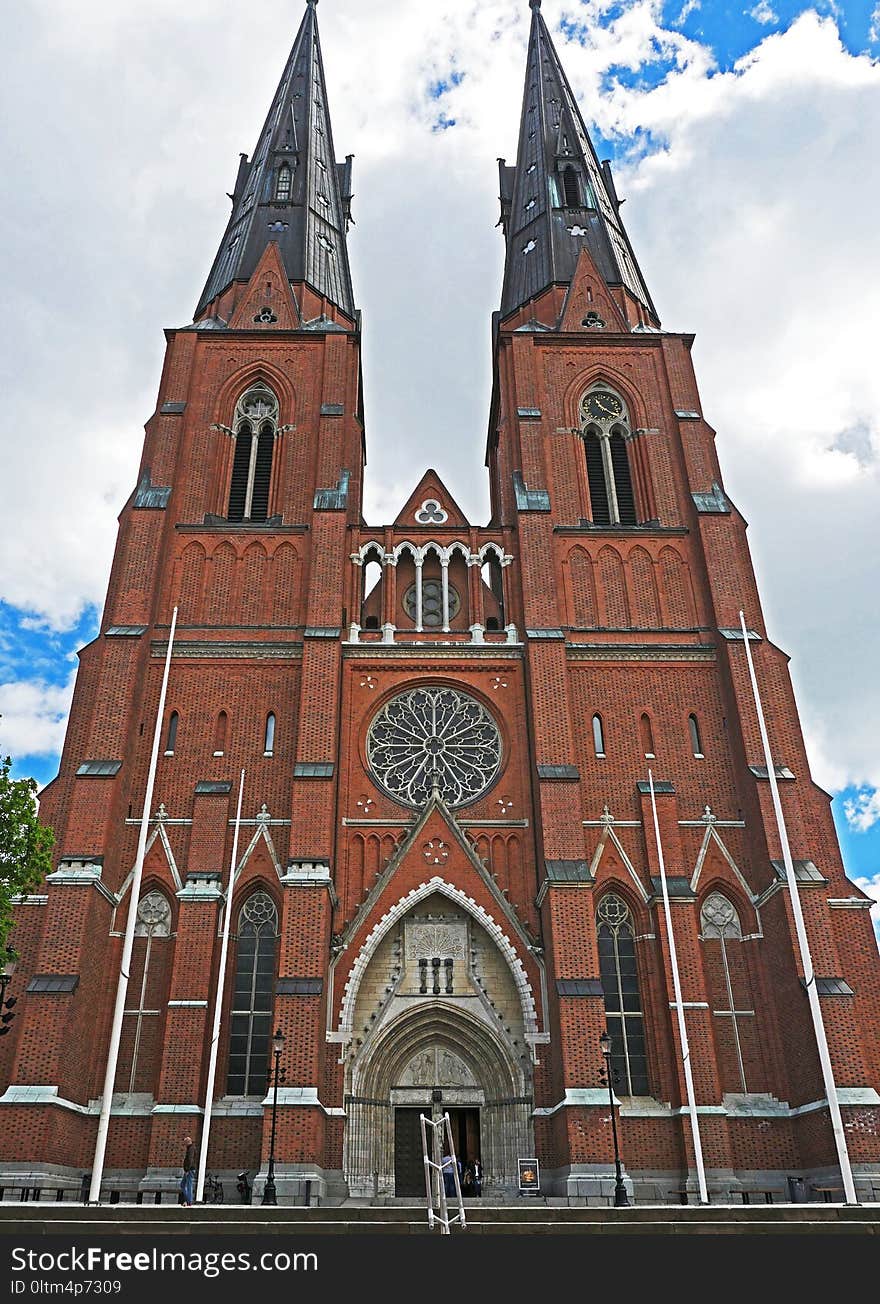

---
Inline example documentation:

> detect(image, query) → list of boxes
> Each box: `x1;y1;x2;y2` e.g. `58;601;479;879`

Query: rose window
367;687;502;808
403;580;460;628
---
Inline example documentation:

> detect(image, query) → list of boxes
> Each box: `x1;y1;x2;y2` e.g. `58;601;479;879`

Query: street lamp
599;1029;630;1208
261;1028;285;1207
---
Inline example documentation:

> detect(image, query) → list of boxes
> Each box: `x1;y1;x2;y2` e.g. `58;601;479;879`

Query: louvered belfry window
227;892;279;1096
227;386;279;522
579;387;638;527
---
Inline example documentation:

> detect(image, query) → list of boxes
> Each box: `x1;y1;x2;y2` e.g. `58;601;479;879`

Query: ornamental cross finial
600;804;614;826
703;804;717;824
155;803;168;822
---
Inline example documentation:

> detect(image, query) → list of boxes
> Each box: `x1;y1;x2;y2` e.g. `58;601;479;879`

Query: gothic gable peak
393;470;470;530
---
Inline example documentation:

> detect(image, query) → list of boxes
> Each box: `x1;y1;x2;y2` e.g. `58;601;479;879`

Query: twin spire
196;0;354;320
498;1;656;322
196;0;655;326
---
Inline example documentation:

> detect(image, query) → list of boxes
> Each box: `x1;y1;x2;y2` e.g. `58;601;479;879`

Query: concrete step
0;1203;878;1235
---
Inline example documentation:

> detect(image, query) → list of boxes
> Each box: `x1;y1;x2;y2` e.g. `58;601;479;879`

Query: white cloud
853;875;880;945
673;0;701;26
1;1;879;836
844;789;880;833
0;672;77;760
747;1;778;25
870;3;880;44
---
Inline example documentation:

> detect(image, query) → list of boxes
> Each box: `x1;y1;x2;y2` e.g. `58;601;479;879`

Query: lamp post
599;1029;630;1208
261;1028;285;1207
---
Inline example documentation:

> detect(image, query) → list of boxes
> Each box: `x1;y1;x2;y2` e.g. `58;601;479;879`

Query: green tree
0;755;54;963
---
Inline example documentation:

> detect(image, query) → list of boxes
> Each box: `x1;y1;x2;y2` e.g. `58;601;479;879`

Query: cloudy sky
1;0;878;931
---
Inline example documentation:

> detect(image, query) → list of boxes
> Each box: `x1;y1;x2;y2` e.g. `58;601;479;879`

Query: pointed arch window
227;385;279;523
640;713;655;759
597;893;649;1095
213;711;228;757
700;893;750;1093
579;388;637;526
164;711;179;756
275;163;292;203
360;545;384;630
264;712;276;756
592;713;606;758
688;713;704;758
227;892;279;1096
123;890;172;1093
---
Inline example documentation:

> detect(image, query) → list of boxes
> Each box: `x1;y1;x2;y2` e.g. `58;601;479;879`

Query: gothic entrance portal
342;893;535;1199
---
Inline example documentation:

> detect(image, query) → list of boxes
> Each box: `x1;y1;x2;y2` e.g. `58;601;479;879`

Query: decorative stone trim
258;1086;345;1116
336;876;539;1046
534;1089;617;1114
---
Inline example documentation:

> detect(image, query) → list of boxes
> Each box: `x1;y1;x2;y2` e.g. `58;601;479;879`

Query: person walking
180;1135;197;1207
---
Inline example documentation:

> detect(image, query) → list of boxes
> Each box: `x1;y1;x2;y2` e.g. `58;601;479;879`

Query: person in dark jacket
180;1136;196;1207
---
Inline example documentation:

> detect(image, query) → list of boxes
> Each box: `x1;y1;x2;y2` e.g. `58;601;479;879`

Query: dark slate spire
196;0;355;320
498;4;656;322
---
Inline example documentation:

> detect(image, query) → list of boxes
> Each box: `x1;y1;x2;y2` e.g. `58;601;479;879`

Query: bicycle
204;1173;225;1204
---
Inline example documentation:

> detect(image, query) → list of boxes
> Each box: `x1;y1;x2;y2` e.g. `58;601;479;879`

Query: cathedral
2;0;879;1206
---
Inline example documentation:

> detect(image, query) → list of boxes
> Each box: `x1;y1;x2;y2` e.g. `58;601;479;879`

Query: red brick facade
2;2;878;1206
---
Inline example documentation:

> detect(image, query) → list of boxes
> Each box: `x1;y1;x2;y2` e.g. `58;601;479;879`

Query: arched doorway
342;894;534;1198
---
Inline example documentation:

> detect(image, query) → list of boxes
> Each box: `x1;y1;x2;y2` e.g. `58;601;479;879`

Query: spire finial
306;0;318;7
530;0;542;9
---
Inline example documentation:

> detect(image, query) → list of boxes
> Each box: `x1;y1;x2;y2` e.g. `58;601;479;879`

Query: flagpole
648;770;709;1204
738;610;857;1204
196;768;245;1205
89;608;178;1204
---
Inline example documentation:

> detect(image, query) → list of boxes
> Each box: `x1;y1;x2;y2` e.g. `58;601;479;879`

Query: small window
562;165;580;208
264;713;276;756
592;714;606;758
165;711;179;756
640;713;654;759
275;163;292;202
689;713;703;758
214;711;228;757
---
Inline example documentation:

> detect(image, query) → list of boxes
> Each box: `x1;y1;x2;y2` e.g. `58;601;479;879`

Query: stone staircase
0;1203;878;1235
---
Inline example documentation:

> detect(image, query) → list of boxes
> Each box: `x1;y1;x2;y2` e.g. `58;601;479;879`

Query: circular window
367;687;502;809
403;580;460;628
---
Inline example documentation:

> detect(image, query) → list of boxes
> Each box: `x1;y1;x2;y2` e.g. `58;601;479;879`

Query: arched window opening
597;894;649;1096
579;388;638;527
124;890;172;1093
275;163;292;202
584;432;611;525
481;556;506;629
165;711;179;756
228;422;253;522
214;711;228;757
592;713;606;758
264;712;276;756
227;386;279;523
227;892;278;1096
562;165;580;208
640;713;654;759
361;551;383;629
700;892;748;1092
610;433;636;525
689;713;704;758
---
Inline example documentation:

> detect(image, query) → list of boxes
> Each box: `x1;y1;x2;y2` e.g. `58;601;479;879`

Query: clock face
585;390;624;422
